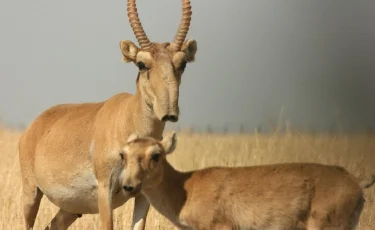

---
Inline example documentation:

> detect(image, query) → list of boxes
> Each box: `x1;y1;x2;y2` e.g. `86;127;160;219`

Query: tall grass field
0;126;374;229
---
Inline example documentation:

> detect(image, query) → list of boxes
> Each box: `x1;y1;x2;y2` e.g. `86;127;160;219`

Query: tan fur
18;41;197;230
120;132;374;230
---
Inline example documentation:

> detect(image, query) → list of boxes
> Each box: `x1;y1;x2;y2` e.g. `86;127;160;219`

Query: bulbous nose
123;183;142;194
123;185;134;192
161;115;179;122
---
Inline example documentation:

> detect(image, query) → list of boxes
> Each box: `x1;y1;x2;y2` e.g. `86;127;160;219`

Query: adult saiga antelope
120;131;375;230
18;0;198;229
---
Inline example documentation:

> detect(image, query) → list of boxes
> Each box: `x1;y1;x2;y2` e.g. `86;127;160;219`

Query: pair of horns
127;0;192;51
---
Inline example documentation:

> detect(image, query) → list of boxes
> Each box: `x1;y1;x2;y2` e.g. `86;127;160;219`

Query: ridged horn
127;0;153;51
170;0;192;52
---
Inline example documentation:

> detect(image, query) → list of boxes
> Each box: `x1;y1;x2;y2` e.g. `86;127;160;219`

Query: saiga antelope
120;132;375;230
18;0;198;229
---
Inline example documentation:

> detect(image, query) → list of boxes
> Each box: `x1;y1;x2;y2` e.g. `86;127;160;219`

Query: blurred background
1;1;375;229
1;0;374;133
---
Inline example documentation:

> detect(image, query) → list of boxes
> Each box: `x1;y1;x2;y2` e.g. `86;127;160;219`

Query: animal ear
127;133;139;143
120;40;139;63
161;131;177;154
181;39;197;63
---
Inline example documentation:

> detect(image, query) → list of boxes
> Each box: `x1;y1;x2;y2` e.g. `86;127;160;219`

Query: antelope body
120;132;375;230
18;1;198;229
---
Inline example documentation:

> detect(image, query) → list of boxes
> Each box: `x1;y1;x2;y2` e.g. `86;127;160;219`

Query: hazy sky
1;0;375;132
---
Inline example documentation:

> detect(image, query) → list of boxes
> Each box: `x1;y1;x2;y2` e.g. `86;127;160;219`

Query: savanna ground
0;125;374;230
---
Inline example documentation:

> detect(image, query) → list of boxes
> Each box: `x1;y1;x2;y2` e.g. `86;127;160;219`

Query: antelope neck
142;161;192;228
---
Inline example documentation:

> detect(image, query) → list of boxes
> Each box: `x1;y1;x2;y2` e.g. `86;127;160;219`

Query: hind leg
44;209;79;230
22;182;43;230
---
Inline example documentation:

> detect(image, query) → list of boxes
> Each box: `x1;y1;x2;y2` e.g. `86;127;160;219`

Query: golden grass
1;127;374;229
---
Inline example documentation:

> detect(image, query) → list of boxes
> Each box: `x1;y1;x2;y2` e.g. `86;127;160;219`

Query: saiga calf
120;132;375;230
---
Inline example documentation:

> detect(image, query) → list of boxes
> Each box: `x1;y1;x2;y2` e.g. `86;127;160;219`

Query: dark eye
119;152;124;160
179;61;187;71
137;61;147;71
151;153;161;162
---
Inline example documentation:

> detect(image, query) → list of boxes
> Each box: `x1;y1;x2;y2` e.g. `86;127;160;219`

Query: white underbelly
36;168;129;214
37;168;98;213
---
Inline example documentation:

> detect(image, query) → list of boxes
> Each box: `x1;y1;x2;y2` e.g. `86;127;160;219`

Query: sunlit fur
121;132;375;230
18;40;197;230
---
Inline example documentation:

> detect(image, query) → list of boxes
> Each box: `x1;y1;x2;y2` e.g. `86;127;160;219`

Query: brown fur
18;41;198;230
120;132;374;230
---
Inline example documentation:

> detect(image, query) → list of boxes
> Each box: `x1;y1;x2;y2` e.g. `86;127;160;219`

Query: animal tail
359;174;375;189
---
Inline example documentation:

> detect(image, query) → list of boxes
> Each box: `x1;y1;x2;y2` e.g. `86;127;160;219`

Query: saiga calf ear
127;133;140;143
120;40;139;63
161;131;177;154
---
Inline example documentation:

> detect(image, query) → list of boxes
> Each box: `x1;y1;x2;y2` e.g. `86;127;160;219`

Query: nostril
123;185;134;192
161;115;169;122
161;115;178;122
169;115;178;122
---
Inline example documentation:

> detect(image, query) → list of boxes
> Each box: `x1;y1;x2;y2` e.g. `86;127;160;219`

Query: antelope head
119;131;177;194
120;0;198;123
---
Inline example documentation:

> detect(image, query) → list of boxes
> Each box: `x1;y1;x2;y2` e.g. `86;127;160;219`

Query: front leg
98;181;113;230
132;194;150;230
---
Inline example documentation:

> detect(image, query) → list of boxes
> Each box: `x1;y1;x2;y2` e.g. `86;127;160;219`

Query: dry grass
0;127;374;229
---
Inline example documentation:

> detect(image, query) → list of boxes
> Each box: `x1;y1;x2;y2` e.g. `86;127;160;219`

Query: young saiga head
119;131;177;195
